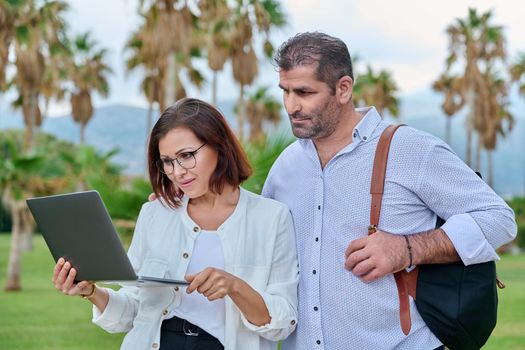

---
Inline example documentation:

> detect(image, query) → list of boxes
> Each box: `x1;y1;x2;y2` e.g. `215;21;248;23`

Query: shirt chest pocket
138;258;169;278
137;258;175;310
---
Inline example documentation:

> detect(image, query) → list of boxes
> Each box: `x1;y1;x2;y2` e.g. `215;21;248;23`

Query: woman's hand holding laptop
52;257;109;312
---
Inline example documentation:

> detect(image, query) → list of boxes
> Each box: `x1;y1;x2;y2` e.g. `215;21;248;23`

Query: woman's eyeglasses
156;143;206;175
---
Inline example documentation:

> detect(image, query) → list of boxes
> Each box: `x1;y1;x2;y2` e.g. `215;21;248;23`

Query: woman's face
158;127;218;199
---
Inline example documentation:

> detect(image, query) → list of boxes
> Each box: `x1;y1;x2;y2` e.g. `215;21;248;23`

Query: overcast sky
39;0;525;115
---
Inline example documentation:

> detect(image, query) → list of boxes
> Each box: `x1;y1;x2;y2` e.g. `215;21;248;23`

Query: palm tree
0;0;20;92
8;0;69;151
0;131;71;291
59;144;121;192
444;8;506;168
353;65;400;118
510;51;525;98
510;51;525;195
432;73;465;145
244;86;282;143
230;0;286;141
136;1;205;109
198;0;231;105
478;70;513;187
69;32;111;145
125;16;165;139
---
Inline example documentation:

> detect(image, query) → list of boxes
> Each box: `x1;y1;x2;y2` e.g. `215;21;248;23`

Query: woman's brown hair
148;98;253;208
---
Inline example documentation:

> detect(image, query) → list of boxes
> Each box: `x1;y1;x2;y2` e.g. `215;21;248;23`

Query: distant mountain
1;93;524;196
0;101;238;177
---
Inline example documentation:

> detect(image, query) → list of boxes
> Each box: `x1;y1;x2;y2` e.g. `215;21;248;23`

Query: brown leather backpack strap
369;124;405;233
369;124;413;335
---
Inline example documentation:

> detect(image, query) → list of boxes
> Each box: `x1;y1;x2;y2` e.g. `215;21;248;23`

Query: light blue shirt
262;107;517;350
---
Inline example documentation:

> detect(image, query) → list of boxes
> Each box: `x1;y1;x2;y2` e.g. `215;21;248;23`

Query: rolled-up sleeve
92;286;139;333
91;203;151;332
239;208;299;340
417;142;517;265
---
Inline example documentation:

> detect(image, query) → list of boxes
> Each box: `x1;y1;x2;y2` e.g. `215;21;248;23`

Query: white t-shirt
171;230;225;344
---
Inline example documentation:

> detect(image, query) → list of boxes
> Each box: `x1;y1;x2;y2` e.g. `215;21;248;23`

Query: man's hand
344;231;409;282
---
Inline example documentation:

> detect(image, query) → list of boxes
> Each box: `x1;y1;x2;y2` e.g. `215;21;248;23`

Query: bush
90;176;152;236
508;197;525;249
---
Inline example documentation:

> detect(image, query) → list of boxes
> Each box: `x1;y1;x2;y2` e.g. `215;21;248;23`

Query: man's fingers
345;237;367;258
344;245;369;271
360;268;382;283
349;257;375;277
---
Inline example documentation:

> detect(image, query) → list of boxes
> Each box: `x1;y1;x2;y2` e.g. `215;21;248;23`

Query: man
261;32;517;349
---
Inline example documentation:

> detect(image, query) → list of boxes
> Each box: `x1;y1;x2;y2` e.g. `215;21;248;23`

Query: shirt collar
353;106;382;143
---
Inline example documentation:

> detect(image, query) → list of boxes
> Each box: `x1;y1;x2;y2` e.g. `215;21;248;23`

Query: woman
52;98;298;350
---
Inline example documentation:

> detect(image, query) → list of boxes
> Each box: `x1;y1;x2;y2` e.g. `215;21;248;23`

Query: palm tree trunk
80;124;86;144
212;71;218;106
237;84;245;141
145;101;154;179
20;206;34;252
445;117;452;146
476;137;482;172
164;53;177;107
487;150;493;188
466;88;476;168
466;129;473;168
4;202;23;291
22;91;37;152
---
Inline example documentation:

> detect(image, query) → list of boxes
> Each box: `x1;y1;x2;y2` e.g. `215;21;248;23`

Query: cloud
283;0;525;94
38;0;525;113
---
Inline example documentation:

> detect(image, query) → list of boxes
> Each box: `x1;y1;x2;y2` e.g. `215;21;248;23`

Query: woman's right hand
52;257;94;297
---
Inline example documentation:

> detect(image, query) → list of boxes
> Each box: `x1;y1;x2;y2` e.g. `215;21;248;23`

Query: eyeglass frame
156;143;206;175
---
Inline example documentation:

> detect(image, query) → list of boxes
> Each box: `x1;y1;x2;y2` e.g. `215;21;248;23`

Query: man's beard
289;101;340;140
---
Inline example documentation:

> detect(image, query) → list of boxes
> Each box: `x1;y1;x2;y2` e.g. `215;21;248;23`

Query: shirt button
315;237;319;242
162;309;168;316
353;133;357;138
152;343;159;348
363;136;368;140
313;270;316;274
174;286;180;292
182;252;189;259
290;320;296;325
316;340;321;345
193;226;200;233
317;205;321;210
314;306;319;311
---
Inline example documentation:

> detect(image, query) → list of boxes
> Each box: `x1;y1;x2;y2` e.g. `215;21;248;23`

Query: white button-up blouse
92;188;298;350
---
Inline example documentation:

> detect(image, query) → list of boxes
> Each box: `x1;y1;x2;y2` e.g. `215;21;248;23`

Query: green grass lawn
0;234;124;349
0;234;524;349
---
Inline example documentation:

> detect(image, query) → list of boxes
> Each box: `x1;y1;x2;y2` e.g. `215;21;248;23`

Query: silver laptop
27;190;189;287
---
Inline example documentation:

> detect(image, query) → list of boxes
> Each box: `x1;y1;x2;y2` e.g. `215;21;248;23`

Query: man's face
278;65;341;140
